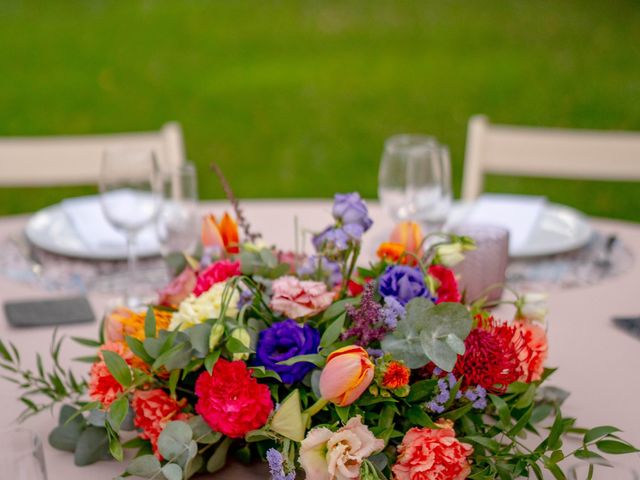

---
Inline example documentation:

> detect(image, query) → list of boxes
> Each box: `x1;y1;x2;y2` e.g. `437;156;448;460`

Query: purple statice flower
367;348;385;358
378;265;430;306
236;288;254;310
342;283;389;346
255;319;320;384
332;192;373;232
266;448;295;480
428;372;459;413
312;226;350;254
298;255;342;286
465;385;488;410
426;400;445;414
381;296;405;329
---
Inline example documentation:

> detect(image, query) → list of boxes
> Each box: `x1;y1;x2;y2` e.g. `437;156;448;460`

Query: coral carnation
392;422;473;480
195;359;273;438
193;260;241;297
88;361;124;408
428;265;461;304
132;389;190;457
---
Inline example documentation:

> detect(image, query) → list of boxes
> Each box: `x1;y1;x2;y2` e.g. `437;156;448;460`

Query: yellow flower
105;307;172;342
169;282;239;331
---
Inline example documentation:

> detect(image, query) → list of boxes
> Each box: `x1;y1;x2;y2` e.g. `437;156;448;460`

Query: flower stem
303;397;329;417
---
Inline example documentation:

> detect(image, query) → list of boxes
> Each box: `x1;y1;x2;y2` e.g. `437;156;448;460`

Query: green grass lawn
0;0;639;220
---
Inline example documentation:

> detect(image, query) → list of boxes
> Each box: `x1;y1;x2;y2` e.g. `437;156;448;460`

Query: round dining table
0;200;639;479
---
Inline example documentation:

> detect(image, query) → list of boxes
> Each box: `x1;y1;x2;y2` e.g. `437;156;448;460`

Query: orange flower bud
319;346;374;406
390;221;423;255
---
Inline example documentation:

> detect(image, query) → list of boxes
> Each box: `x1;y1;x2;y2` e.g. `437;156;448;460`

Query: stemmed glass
99;148;162;307
156;162;199;275
0;427;47;479
378;134;452;231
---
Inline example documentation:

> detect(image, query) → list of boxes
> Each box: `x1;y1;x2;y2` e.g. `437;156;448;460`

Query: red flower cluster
195;359;273;438
451;316;548;393
193;260;241;296
88;342;133;408
132;389;190;457
382;361;411;390
428;265;461;304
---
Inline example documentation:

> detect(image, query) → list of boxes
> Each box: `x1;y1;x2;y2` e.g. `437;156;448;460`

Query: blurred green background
0;0;639;220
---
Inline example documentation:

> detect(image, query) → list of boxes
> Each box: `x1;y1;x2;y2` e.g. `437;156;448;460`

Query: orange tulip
201;212;239;254
377;221;424;266
319;346;374;406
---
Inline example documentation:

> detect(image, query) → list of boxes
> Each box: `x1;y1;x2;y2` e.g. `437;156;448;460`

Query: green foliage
380;298;472;370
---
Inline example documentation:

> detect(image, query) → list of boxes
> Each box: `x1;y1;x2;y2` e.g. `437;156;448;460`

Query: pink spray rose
193;260;241;297
270;276;335;319
299;415;384;480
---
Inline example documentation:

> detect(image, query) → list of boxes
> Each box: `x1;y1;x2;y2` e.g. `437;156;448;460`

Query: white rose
519;293;548;323
435;243;465;267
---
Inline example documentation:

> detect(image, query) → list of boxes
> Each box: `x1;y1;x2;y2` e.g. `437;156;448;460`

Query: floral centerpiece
1;191;637;480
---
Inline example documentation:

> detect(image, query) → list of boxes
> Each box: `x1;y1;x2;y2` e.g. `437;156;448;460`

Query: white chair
0;122;186;186
461;115;640;201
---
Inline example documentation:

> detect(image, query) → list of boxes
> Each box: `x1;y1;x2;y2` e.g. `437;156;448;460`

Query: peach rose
270;276;335;319
299;415;384;480
158;267;197;307
319;346;374;406
392;423;473;480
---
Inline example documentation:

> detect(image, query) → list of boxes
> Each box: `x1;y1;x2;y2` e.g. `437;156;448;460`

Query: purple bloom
473;397;488;409
312;226;350;253
255;319;320;384
378;265;430;306
426;400;445;414
332;192;373;232
381;296;405;329
236;289;254;310
266;448;295;480
464;385;487;410
342;283;389;346
298;255;342;286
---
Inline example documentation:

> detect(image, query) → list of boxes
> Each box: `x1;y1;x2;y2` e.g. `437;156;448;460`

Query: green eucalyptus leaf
74;426;110;466
126;454;162;476
206;437;232;473
186;323;212;357
49;407;85;452
157;421;193;461
162;463;183;480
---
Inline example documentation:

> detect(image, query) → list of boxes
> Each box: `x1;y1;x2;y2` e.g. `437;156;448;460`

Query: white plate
25;203;161;260
447;202;593;258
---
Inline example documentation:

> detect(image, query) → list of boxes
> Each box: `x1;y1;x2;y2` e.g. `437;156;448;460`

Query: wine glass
156;162;199;276
0;427;47;479
99;148;162;307
378;134;453;231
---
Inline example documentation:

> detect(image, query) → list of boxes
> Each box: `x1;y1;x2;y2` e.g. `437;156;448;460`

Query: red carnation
195;359;273;438
193;260;241;296
452;316;522;393
132;389;190;457
428;265;461;304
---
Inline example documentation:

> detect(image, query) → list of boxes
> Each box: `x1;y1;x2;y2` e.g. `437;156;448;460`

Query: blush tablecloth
0;200;639;479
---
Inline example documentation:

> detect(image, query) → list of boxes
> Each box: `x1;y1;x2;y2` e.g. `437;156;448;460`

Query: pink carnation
393;423;473;480
270;276;335;319
193;260;241;296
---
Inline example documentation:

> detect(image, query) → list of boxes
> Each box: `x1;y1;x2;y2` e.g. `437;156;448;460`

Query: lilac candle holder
451;224;509;303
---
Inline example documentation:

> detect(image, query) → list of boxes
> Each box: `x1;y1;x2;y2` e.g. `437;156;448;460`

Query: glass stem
126;231;138;303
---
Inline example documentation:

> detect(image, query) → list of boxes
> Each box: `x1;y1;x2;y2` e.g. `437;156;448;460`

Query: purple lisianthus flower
378;265;430;306
332;192;373;232
255;319;320;384
312;226;350;253
298;255;342;286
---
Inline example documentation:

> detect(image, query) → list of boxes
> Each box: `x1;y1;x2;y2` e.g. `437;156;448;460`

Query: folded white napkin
61;192;160;253
461;194;547;250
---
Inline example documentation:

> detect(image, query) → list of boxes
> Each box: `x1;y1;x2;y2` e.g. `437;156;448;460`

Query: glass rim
384;133;438;154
